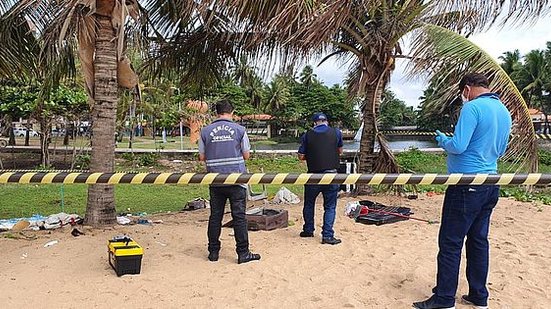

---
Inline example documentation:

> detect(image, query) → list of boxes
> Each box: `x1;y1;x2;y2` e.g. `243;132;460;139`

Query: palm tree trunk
39;117;50;166
24;127;30;146
358;82;384;173
356;65;389;194
8;118;15;146
85;15;118;226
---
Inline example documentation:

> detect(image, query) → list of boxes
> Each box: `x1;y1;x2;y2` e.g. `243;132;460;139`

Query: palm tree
264;75;291;113
499;50;522;75
519;50;547;107
260;0;548;177
299;65;317;90
1;0;208;226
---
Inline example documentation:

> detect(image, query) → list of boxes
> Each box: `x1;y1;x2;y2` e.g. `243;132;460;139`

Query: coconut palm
499;50;522;75
258;0;550;177
519;50;547;107
1;0;220;225
299;65;316;90
264;75;291;113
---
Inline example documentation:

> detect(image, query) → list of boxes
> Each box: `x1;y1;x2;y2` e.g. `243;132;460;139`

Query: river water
253;137;438;151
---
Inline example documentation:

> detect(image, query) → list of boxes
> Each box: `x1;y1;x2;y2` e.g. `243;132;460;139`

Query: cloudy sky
311;17;551;108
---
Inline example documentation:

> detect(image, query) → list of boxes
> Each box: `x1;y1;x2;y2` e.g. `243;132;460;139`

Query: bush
74;154;90;169
538;149;551;166
120;153;159;167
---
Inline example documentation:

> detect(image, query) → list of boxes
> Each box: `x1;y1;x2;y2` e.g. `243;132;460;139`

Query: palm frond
407;24;537;172
429;0;551;31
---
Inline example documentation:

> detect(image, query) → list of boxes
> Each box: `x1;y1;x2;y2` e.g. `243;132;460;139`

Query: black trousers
208;185;249;255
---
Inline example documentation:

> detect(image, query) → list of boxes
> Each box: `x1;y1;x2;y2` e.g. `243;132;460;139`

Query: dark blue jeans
433;185;500;306
208;185;249;255
303;184;339;238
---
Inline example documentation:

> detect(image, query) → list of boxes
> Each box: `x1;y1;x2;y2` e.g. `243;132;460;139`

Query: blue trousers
433;185;500;306
302;184;339;238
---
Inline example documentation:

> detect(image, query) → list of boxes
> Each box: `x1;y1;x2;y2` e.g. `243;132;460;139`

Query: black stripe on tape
30;173;45;183
53;173;69;183
457;175;475;185
143;173;160;183
119;173;137;184
236;174;252;184
261;174;275;183
306;174;323;184
74;173;90;183
189;174;205;183
97;173;114;184
9;173;23;183
166;173;183;184
508;175;528;185
213;174;230;184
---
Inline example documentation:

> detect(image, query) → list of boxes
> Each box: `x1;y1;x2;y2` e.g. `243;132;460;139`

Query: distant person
413;73;512;309
297;112;344;245
198;99;261;264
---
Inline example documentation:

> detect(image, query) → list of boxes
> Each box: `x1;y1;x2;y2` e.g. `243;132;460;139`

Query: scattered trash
71;228;85;237
116;216;132;225
155;240;167;247
182;198;209;211
344;201;361;217
137;218;152;225
152;220;163;224
407;194;418;200
272;187;300;204
426;192;437;197
0;213;81;231
0;214;46;231
43;240;59;248
172;159;183;163
20;253;28;259
11;220;30;232
43;213;82;230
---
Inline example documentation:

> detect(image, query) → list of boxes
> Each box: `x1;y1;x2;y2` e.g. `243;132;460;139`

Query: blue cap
312;112;327;122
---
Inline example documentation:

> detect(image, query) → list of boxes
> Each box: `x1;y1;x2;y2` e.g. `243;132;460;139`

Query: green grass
2;150;551;219
0;184;208;219
0;156;306;219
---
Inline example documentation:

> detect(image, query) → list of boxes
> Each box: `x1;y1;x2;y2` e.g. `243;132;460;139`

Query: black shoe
237;251;261;264
208;251;219;262
412;295;455;309
461;295;488;309
300;231;314;237
321;237;342;245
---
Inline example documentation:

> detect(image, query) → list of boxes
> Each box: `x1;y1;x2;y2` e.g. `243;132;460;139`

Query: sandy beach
1;193;550;308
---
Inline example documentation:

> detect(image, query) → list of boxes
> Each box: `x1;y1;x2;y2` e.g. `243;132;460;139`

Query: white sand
1;193;550;308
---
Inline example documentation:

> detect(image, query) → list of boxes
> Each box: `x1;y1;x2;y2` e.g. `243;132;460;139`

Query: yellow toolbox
108;236;143;276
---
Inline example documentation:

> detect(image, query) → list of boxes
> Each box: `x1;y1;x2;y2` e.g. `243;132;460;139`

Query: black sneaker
412;295;455;309
461;295;488;309
300;231;314;237
321;237;342;245
208;251;219;262
237;251;261;264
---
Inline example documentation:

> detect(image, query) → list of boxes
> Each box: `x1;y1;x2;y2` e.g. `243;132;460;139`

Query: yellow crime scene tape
381;131;551;140
0;171;549;186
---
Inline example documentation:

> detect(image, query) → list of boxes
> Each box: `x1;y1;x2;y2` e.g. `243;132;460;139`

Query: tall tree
256;0;548;176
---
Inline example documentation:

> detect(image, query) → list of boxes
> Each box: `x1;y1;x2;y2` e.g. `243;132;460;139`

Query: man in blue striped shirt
199;100;260;264
414;73;512;309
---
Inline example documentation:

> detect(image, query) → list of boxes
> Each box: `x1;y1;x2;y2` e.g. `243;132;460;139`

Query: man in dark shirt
297;112;344;245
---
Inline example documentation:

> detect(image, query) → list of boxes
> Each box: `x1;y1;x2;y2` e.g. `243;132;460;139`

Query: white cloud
313;17;551;108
